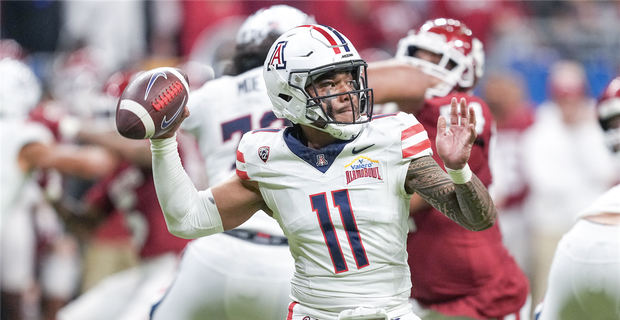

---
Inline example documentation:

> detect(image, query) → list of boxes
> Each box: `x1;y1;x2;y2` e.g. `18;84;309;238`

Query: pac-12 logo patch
268;41;287;70
258;146;270;163
344;156;383;185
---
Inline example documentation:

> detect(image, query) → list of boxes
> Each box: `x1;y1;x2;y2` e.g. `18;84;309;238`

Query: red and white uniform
84;161;190;259
237;112;431;319
407;93;531;319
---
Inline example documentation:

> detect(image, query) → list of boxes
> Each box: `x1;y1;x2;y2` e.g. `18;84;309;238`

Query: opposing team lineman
369;18;531;319
150;25;497;319
150;6;314;320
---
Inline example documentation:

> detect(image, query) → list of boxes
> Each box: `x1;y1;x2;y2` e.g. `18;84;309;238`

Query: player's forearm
406;156;496;231
151;136;223;239
450;174;497;231
78;130;153;168
367;59;429;105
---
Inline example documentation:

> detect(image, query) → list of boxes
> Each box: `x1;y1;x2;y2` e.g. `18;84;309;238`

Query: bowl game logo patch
344;156;383;186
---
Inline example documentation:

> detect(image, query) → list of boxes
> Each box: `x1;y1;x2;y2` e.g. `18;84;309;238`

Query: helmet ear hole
278;94;292;102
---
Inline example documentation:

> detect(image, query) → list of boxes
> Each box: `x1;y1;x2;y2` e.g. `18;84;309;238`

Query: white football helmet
0;57;42;119
395;18;485;98
263;25;373;140
236;5;316;45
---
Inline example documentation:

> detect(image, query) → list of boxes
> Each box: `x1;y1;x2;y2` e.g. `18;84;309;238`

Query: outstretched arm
77;129;153;169
150;107;264;239
404;98;496;231
367;59;440;106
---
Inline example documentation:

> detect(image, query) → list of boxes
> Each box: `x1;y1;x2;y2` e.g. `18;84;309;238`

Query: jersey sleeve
398;112;432;161
235;131;251;181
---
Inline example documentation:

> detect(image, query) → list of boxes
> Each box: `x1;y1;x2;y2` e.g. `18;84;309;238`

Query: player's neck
299;124;337;150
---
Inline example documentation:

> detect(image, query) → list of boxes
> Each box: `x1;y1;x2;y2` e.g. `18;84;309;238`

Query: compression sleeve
150;135;223;239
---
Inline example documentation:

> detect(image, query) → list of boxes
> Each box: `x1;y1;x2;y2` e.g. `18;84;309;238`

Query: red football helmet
597;76;620;153
94;69;141;126
395;18;484;98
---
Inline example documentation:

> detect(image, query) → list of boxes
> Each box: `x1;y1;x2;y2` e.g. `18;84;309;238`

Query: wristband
445;163;472;184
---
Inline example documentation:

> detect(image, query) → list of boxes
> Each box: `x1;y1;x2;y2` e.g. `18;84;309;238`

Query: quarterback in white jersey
150;25;497;320
236;111;432;313
150;5;312;320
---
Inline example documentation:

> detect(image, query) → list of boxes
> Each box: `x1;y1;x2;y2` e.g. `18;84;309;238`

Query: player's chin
335;110;361;123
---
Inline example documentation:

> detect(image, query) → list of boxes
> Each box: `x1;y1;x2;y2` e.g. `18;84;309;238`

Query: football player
52;69;199;320
150;5;313;320
0;45;117;320
149;24;497;320
536;76;620;320
368;19;531;319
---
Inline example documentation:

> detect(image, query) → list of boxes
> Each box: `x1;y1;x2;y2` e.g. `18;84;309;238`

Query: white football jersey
0;119;53;218
236;112;432;312
182;67;289;235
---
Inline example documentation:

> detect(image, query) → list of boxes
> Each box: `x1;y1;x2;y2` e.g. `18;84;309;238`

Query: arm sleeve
150;135;223;239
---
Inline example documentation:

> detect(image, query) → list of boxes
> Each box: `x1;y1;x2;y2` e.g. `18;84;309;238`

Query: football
115;67;190;139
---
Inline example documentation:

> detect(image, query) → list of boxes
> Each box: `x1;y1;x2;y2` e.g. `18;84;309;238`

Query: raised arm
404;98;496;231
150;107;264;239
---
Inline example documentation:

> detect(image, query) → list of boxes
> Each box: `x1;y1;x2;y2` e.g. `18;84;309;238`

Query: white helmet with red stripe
263;24;373;140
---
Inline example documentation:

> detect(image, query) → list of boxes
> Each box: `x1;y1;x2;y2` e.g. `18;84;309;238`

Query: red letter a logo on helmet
268;41;287;70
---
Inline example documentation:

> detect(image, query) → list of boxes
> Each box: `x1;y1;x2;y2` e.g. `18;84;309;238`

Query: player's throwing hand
436;97;476;170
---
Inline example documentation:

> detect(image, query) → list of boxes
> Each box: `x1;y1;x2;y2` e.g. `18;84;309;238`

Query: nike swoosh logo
144;71;168;100
161;96;186;129
352;144;374;154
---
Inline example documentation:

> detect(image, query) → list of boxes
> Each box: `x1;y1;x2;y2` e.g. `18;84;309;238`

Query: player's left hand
436;97;476;170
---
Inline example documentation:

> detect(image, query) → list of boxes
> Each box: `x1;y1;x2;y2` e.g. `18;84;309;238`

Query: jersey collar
283;126;351;173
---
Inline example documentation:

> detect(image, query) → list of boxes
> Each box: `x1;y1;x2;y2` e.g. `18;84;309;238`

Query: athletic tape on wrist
445;163;472;184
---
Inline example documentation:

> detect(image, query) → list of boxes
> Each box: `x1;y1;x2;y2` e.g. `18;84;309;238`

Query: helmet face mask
295;62;372;125
396;18;484;98
264;25;374;140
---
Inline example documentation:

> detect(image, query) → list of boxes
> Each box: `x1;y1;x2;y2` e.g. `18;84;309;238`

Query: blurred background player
536;75;620;320
520;60;618;307
0;41;117;320
482;70;535;277
50;68;203;320
149;5;314;320
368;18;531;319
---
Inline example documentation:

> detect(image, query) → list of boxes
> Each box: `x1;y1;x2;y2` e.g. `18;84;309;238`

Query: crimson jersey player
408;94;528;319
370;19;531;319
83;160;190;259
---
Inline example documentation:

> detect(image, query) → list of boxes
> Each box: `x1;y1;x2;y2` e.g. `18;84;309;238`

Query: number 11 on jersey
310;190;369;273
